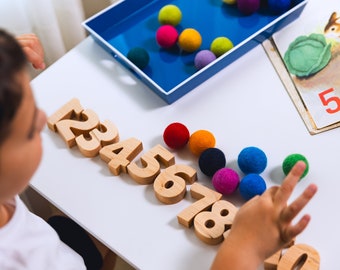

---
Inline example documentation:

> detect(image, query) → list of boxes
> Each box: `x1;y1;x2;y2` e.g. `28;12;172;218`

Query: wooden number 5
127;144;175;185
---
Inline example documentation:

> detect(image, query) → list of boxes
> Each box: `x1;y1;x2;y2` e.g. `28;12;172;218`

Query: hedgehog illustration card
264;0;340;134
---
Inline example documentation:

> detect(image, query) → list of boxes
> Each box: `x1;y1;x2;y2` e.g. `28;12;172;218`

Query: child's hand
16;34;45;70
211;161;318;269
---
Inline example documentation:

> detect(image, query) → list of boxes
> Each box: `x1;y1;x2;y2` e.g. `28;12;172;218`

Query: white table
30;29;339;269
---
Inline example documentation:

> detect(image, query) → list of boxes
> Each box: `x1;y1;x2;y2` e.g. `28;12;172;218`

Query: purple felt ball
212;168;240;195
194;50;217;70
268;0;291;14
237;0;260;15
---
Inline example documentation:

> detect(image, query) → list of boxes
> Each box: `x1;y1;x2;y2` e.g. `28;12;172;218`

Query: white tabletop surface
30;22;338;269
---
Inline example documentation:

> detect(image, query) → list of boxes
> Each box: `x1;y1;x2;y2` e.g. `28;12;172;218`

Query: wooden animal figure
324;12;340;41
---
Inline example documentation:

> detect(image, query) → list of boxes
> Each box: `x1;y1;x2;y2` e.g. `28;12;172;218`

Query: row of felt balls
163;122;309;201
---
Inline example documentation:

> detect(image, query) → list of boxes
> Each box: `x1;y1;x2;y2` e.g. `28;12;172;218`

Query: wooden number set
48;98;320;269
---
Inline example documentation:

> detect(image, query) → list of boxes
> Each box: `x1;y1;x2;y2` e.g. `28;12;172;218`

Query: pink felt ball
156;25;179;49
212;168;240;195
237;0;260;15
194;50;217;70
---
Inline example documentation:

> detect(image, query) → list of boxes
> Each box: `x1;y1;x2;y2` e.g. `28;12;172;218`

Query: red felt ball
156;25;179;49
163;122;190;149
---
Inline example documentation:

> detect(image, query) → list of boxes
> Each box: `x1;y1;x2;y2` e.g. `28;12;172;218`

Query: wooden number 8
194;200;238;245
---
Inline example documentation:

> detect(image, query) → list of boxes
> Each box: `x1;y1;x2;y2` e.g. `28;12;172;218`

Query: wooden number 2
76;120;119;157
47;98;100;148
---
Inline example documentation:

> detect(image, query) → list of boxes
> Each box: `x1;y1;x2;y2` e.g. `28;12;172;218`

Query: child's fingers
22;47;45;69
281;214;311;242
274;161;306;206
280;184;318;223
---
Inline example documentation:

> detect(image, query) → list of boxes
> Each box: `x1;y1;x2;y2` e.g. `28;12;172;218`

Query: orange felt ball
189;130;216;156
178;28;202;52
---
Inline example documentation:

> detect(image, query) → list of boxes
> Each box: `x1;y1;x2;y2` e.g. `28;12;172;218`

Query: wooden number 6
153;164;197;204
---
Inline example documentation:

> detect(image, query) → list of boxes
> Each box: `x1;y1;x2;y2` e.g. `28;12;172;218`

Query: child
0;29;104;270
0;28;317;270
211;161;317;269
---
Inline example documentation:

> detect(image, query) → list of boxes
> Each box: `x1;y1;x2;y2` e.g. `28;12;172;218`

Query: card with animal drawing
263;0;340;134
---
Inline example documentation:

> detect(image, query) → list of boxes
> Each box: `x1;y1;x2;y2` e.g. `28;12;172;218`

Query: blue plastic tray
83;0;307;104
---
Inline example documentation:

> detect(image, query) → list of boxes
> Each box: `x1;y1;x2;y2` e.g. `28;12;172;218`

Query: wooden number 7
177;183;222;228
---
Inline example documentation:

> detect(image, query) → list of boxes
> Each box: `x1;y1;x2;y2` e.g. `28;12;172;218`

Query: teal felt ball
282;153;309;179
127;47;150;70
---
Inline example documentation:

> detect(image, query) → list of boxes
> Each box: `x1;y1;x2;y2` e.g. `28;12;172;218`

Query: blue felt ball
268;0;291;14
237;146;267;174
239;174;266;201
199;147;226;177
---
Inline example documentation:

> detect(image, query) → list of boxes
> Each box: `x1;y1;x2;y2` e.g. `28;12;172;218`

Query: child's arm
16;33;45;70
211;161;317;269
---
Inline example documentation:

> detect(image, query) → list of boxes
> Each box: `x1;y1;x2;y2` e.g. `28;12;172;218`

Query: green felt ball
127;47;150;70
210;37;234;57
282;153;309;179
158;5;182;26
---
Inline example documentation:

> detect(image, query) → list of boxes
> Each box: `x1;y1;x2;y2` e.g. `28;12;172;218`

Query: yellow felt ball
189;130;216;156
178;28;202;53
223;0;237;4
158;5;182;26
210;37;234;57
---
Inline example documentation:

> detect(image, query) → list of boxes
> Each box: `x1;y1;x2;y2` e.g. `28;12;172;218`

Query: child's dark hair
0;29;27;143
